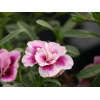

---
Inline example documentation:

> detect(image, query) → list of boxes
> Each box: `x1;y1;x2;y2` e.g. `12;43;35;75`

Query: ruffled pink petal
1;63;18;82
0;49;9;55
55;54;74;70
25;47;35;55
22;54;36;67
35;48;59;66
47;42;67;56
27;40;46;49
76;79;91;87
39;64;60;77
39;54;74;78
9;51;21;66
0;53;11;77
94;56;100;65
35;51;48;66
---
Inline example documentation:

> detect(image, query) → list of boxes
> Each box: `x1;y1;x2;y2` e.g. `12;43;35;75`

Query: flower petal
47;42;67;56
39;64;60;77
22;54;36;67
9;50;21;66
0;53;11;77
1;63;18;82
94;56;100;65
76;79;91;87
0;49;9;55
55;54;74;70
27;40;46;49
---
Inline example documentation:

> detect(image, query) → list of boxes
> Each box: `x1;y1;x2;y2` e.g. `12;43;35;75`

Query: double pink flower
22;40;74;77
0;49;20;82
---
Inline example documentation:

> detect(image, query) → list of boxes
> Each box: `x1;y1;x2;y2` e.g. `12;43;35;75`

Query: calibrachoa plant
0;12;100;87
22;40;73;77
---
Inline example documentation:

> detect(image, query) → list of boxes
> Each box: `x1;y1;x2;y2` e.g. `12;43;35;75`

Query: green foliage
65;45;80;57
17;21;38;40
89;73;100;87
36;19;58;38
62;29;100;38
0;29;24;46
76;64;100;79
42;79;62;87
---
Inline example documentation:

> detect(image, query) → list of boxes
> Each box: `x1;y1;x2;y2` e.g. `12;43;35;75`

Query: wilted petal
22;54;36;67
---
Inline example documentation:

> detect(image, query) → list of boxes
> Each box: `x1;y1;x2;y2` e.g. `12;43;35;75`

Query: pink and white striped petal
39;54;73;78
47;42;67;56
27;40;46;49
22;54;37;67
55;54;74;70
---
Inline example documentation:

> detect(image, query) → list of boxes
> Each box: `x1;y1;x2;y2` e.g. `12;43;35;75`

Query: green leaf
17;21;38;40
14;48;24;53
21;75;34;87
76;64;100;79
28;71;37;87
62;29;100;38
61;19;77;33
65;45;80;57
36;20;58;38
5;24;19;33
0;29;24;46
89;73;100;87
0;18;10;26
43;79;62;87
36;19;55;31
42;83;61;87
14;68;22;83
92;12;98;19
12;82;23;87
4;12;13;18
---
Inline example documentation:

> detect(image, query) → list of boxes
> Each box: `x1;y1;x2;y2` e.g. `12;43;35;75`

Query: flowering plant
0;12;100;87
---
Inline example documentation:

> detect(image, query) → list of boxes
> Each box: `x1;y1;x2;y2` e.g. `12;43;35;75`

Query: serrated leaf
65;45;80;57
17;21;38;40
0;29;24;46
43;79;62;87
62;29;100;38
76;64;100;79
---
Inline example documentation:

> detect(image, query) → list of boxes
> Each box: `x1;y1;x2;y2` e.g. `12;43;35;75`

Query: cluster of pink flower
0;40;74;82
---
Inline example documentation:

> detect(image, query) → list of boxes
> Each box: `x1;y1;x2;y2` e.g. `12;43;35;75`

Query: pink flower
76;56;100;87
22;40;74;77
0;49;20;82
